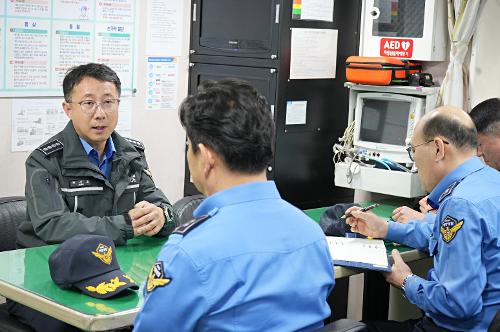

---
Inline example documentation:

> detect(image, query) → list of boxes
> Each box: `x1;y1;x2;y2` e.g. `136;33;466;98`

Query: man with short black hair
470;97;500;170
18;63;175;248
11;63;175;332
347;106;500;332
133;79;335;331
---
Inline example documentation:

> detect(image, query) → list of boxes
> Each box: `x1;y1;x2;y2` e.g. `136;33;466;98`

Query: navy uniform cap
49;234;138;299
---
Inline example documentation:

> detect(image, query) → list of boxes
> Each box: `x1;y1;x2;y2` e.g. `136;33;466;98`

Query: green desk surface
0;198;422;320
0;236;166;316
304;197;415;253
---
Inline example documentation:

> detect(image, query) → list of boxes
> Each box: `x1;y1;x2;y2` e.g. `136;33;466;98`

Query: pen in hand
341;203;380;219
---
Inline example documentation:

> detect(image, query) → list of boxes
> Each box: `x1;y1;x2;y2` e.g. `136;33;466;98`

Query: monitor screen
359;99;411;146
200;0;272;51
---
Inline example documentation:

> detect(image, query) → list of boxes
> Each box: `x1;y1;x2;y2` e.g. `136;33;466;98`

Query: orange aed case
346;56;422;85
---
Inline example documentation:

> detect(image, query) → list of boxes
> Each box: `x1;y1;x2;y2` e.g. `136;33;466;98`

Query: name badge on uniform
70;179;91;188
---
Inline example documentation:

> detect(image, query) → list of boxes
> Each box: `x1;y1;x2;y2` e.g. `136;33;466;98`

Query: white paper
0;1;5;15
116;97;132;137
285;101;307;125
326;236;389;268
53;0;94;20
300;0;334;22
96;0;134;23
290;28;338;80
11;99;67;152
12;97;133;152
0;17;4;89
146;0;184;56
95;22;135;90
145;57;179;111
7;0;50;18
6;18;51;90
51;21;93;88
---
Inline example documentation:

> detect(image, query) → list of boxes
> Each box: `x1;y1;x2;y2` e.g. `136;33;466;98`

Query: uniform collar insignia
440;215;464;243
37;139;64;156
92;243;113;265
146;261;171;293
172;214;211;236
439;181;459;202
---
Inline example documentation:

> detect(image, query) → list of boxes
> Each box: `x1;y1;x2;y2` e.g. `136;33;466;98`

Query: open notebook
326;236;392;272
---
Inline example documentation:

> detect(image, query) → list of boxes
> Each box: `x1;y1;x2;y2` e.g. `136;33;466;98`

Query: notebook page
326;236;389;267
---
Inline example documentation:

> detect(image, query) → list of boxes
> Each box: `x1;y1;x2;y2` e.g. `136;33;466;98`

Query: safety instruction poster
145;57;179;111
0;0;137;97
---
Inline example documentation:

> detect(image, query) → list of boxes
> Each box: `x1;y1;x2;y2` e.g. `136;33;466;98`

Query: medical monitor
354;92;424;164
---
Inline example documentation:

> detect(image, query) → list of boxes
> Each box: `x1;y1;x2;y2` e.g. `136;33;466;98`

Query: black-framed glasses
406;139;449;161
70;98;120;115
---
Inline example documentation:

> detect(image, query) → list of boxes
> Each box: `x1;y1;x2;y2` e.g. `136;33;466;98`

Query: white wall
0;2;191;203
469;0;500;108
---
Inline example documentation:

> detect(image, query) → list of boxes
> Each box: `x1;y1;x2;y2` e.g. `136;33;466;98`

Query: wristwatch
401;273;415;293
161;203;175;225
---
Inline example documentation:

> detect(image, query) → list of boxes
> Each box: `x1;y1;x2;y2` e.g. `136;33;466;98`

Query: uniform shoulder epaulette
36;139;64;157
439;181;459;202
172;214;211;236
124;137;145;151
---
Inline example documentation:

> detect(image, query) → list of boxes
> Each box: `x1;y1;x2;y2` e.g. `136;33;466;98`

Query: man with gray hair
346;106;500;332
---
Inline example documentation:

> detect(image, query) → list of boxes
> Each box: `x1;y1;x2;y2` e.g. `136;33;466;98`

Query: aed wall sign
380;38;413;58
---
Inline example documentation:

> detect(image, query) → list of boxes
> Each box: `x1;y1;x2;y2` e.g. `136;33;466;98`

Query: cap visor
74;269;139;299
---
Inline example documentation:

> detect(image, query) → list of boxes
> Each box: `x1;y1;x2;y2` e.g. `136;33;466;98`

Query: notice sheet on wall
12;98;132;152
146;0;184;56
145;57;179;111
289;28;338;80
292;0;334;22
0;0;137;97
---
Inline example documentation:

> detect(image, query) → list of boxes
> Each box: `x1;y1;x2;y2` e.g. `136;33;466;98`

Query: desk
304;198;429;267
0;200;429;330
305;199;430;320
0;237;166;331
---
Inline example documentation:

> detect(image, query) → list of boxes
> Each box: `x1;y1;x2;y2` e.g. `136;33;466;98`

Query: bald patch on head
434;106;475;129
418;106;477;151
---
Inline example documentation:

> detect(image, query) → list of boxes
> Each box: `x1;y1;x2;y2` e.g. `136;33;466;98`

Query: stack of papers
326;236;391;272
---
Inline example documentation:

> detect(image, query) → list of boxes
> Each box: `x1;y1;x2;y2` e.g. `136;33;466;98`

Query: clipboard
326;236;392;272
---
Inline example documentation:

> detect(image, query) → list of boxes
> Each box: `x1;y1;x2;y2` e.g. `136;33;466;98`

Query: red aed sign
380;38;413;58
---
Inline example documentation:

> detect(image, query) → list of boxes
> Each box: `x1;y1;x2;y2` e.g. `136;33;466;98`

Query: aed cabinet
359;0;447;61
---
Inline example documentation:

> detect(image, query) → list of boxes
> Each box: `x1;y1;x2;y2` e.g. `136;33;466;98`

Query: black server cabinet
191;0;281;59
186;0;361;209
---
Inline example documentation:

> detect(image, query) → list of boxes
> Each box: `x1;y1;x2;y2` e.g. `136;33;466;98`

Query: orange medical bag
346;56;422;85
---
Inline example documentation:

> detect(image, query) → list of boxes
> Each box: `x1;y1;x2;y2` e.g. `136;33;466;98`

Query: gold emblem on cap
85;277;126;295
92;243;113;265
122;274;135;284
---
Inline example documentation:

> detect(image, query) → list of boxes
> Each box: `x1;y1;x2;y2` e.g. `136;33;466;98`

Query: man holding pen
346;106;500;332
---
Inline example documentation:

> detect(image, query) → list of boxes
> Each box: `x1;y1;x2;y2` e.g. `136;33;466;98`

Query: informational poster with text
0;0;137;97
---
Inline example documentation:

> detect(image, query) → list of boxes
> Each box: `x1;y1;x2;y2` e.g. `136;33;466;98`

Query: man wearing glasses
11;63;176;330
18;63;175;248
392;98;500;223
345;106;500;332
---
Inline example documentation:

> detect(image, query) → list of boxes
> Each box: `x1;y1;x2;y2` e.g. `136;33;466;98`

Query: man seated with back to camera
10;63;176;332
345;106;500;332
392;97;500;224
133;79;335;331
